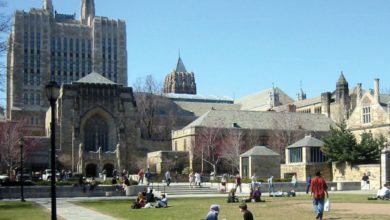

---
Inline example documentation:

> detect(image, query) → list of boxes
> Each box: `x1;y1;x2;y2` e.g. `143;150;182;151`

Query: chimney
356;83;362;106
374;78;380;102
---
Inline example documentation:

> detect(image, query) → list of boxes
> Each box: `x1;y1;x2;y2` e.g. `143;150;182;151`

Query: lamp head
45;81;60;102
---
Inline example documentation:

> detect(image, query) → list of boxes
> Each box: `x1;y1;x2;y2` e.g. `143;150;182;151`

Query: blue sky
2;0;390;101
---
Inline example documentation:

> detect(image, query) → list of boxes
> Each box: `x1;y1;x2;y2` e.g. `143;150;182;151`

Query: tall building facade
164;56;196;94
6;0;127;135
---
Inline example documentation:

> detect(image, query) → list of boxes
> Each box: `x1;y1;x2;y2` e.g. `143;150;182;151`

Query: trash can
337;182;344;191
125;186;131;196
105;191;112;197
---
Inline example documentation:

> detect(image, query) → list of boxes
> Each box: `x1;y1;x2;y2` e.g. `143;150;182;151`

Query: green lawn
76;194;390;220
0;201;50;220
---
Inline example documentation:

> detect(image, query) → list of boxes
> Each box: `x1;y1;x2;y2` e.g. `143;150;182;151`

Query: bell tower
81;0;95;25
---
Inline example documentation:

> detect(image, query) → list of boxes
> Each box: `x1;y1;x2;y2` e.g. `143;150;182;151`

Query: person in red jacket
310;171;329;220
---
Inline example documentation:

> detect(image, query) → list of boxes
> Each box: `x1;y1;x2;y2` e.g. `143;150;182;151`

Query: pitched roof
235;87;293;111
75;72;117;85
183;110;335;131
175;56;187;73
337;72;348;85
287;135;324;148
240;146;279;156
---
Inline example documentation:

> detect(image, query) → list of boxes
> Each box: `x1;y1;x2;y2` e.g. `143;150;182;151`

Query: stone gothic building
6;0;127;136
163;56;197;94
55;72;140;176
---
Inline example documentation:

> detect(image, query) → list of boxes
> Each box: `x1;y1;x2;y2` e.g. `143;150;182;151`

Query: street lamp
18;137;25;202
45;81;60;220
174;155;178;183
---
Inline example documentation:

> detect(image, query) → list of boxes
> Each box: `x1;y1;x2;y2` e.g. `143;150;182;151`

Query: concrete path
35;198;119;220
26;188;379;220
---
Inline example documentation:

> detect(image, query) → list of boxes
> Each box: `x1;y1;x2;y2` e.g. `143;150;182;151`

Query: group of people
204;203;254;220
189;171;202;188
132;188;168;209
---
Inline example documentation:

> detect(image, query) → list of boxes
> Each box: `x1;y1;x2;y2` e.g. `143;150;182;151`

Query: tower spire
43;0;53;14
81;0;95;25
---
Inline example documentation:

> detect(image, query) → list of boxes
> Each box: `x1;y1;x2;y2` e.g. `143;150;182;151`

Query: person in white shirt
376;183;390;199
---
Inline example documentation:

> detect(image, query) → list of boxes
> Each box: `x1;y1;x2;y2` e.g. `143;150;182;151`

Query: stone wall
281;163;332;182
251;155;280;179
332;162;380;189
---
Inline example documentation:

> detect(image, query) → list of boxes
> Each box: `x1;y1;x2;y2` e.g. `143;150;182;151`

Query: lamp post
45;81;60;220
18;137;25;202
174;155;178;183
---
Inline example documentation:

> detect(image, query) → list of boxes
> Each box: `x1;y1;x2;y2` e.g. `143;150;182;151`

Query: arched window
84;115;108;151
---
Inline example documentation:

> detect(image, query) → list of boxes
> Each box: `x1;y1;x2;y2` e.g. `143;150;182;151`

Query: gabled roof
183;110;335;131
240;146;279;156
235;87;293;111
337;72;348;85
175;56;187;73
75;72;116;85
287;135;324;148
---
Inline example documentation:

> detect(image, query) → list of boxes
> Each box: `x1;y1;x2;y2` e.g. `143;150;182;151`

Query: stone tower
163;56;197;94
6;0;127;135
335;72;350;122
81;0;95;25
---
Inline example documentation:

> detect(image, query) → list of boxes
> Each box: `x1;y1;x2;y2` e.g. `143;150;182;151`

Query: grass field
0;201;50;220
76;194;390;220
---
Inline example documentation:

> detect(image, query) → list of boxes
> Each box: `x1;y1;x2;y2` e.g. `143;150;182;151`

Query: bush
182;167;192;175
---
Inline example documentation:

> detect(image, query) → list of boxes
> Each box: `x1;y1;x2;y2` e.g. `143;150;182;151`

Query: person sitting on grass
205;204;220;220
155;194;168;208
376;183;390;200
227;188;239;203
252;186;263;202
146;189;155;203
132;192;146;209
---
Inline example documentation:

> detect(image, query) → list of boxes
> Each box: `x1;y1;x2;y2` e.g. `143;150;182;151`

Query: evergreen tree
356;131;385;163
321;122;358;163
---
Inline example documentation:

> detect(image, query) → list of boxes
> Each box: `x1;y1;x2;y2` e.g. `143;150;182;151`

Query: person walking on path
165;170;171;186
239;203;254;220
251;173;257;189
138;169;144;184
362;173;369;190
235;173;242;193
306;176;312;194
267;176;274;196
310;171;329;220
291;174;298;189
145;168;152;186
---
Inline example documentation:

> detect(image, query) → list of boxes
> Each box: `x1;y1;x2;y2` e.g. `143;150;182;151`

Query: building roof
75;72;117;85
164;93;233;102
183;110;335;131
379;94;390;107
337;72;348;85
235;87;293;111
287;135;324;148
173;101;241;117
175;56;187;73
240;146;279;156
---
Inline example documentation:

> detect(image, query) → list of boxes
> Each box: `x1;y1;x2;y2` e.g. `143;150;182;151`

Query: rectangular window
289;147;302;163
309;147;326;163
362;106;371;124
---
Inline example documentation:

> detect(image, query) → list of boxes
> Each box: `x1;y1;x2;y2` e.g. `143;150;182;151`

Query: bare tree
268;113;306;162
0;119;40;178
221;129;245;174
133;75;164;139
192;126;224;174
0;1;11;108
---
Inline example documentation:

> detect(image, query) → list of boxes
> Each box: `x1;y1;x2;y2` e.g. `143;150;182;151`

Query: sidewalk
29;187;378;220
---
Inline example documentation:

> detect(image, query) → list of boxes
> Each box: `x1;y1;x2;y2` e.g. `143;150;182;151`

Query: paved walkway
35;198;119;220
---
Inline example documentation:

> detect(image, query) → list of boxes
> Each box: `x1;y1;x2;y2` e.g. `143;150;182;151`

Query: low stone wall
222;181;360;194
0;185;145;199
332;162;380;190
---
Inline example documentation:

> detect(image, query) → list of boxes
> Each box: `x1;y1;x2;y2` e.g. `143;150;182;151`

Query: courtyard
1;191;389;220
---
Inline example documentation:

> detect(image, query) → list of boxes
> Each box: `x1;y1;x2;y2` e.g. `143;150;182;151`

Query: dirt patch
299;202;390;215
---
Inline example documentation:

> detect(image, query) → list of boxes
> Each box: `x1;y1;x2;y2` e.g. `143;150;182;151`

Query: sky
2;0;390;102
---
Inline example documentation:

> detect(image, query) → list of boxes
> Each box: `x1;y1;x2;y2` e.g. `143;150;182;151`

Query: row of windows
24;32;41;50
23;92;41;106
28;117;41;126
288;147;326;163
23;71;41;86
